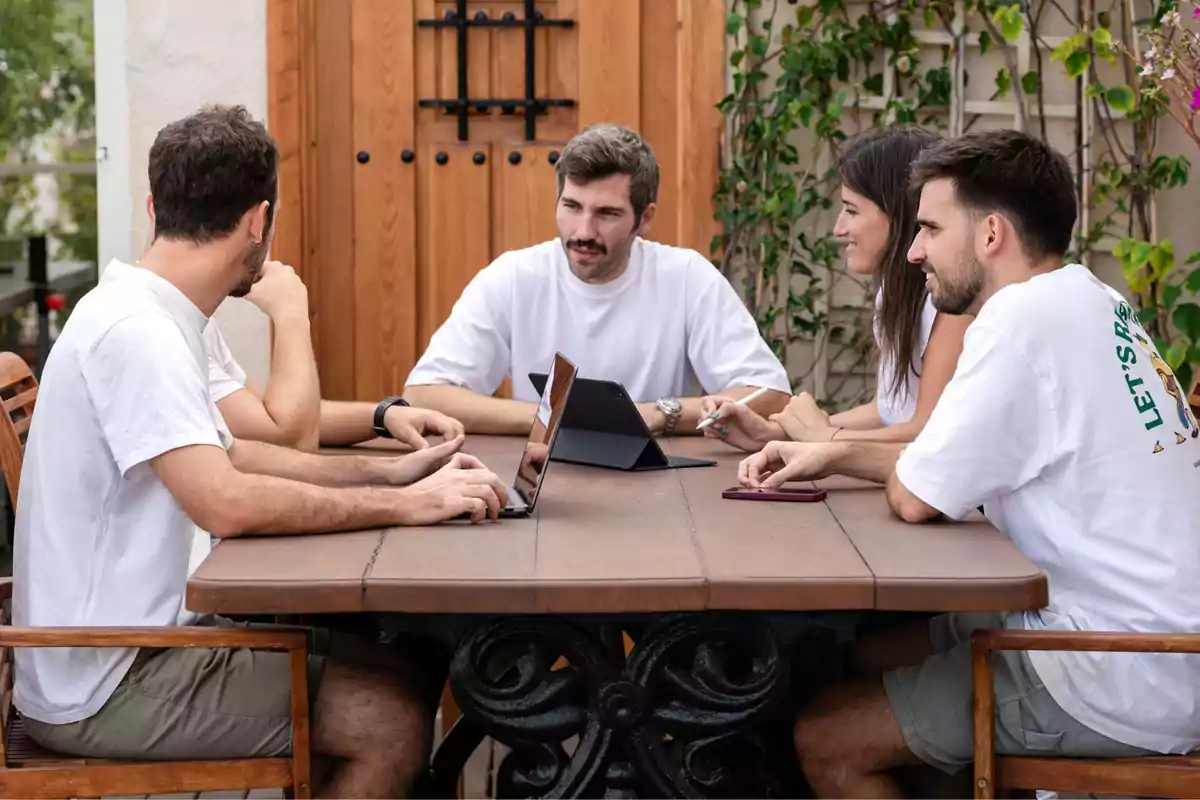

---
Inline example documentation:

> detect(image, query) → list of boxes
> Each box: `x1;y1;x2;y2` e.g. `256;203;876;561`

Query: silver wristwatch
655;396;683;435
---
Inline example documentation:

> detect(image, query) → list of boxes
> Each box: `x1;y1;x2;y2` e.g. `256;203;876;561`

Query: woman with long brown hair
703;125;972;450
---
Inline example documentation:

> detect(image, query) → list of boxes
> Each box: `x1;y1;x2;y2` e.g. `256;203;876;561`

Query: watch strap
373;395;410;438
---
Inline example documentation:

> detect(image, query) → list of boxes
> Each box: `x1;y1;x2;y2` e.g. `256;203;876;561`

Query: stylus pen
696;385;772;430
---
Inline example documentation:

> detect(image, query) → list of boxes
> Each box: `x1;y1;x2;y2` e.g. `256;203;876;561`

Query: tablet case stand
529;373;715;471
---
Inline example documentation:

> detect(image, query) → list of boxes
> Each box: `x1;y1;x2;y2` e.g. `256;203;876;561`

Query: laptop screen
512;352;577;507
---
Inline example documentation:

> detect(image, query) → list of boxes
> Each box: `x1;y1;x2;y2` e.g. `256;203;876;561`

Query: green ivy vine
714;0;1200;405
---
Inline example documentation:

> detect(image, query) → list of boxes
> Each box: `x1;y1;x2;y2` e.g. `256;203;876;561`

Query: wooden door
268;0;726;401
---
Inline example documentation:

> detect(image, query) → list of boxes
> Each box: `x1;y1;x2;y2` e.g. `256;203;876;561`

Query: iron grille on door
416;0;576;141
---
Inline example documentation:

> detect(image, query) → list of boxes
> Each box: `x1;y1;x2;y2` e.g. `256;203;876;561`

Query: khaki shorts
22;616;329;760
882;612;1154;775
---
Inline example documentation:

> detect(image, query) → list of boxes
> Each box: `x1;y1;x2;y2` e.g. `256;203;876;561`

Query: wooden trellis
807;0;1150;400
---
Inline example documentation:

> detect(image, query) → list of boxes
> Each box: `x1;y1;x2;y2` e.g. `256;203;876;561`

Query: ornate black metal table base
417;614;823;799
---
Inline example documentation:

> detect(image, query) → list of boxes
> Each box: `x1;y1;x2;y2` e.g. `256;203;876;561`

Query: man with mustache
736;130;1200;797
12;105;509;798
403;123;791;435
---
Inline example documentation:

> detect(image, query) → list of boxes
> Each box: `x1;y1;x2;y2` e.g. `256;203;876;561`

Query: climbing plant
714;0;937;405
1120;0;1200;393
715;0;1200;406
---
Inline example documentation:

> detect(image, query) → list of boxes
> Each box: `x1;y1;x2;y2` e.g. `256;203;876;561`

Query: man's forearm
404;384;535;435
828;441;908;484
262;313;322;450
744;387;790;418
214;473;415;537
647;387;790;435
230;438;391;486
825;441;941;522
318;400;382;446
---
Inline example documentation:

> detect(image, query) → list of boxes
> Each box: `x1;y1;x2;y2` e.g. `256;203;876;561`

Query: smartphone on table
722;486;827;502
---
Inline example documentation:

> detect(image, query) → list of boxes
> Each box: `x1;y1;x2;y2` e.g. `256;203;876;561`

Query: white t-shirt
873;288;938;426
185;323;249;575
896;264;1200;754
204;321;248;403
13;259;233;725
405;238;790;402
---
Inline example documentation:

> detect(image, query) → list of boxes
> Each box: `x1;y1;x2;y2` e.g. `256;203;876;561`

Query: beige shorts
882;612;1154;774
22;616;328;760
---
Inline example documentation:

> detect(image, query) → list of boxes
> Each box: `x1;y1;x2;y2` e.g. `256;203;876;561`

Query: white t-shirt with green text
898;264;1200;754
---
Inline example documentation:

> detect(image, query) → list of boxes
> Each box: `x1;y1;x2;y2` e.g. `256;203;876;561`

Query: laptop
528;372;715;471
492;352;579;517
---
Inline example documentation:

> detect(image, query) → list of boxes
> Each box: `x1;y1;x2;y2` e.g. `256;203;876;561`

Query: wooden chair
972;628;1200;798
0;352;36;507
0;352;314;798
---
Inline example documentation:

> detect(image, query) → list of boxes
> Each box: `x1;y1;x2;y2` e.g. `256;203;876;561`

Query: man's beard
229;238;269;298
928;251;986;315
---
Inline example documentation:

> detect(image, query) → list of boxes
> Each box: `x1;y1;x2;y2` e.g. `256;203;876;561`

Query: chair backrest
0;353;37;507
0;353;33;765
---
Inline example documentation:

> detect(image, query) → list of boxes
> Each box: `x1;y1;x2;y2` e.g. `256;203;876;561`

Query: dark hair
838;125;942;400
148;104;278;243
555;123;659;222
909;129;1076;261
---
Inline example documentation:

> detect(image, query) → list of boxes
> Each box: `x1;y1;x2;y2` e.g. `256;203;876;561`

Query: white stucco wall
95;0;271;384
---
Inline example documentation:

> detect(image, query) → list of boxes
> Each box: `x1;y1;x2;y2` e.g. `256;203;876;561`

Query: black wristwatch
373;395;410;438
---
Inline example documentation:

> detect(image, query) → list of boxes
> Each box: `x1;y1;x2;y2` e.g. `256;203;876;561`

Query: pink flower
1191;86;1200;111
1193;6;1200;18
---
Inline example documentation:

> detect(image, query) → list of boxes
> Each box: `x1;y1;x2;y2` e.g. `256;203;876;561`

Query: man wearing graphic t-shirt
403;123;791;435
12;105;509;798
738;130;1200;796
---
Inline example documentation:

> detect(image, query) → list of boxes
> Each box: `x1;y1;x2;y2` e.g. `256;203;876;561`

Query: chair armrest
0;619;314;795
972;628;1200;655
972;628;1200;799
0;625;309;652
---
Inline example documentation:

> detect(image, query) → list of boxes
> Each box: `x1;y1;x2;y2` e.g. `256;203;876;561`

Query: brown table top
186;436;1047;616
